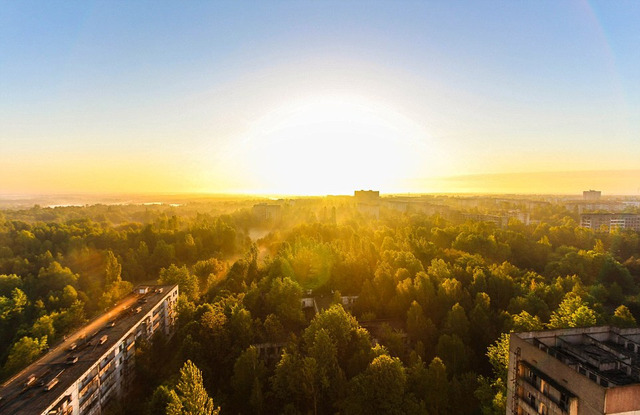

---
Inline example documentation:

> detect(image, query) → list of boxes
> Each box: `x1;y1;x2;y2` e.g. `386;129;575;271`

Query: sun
220;94;444;195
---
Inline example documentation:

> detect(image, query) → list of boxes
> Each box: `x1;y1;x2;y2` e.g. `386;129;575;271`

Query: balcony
99;361;113;378
517;397;539;415
79;385;98;407
79;377;99;399
100;366;116;384
80;391;99;415
47;395;73;415
79;370;98;391
99;352;115;369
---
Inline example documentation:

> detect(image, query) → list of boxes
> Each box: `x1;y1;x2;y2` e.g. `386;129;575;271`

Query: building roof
0;284;177;415
515;326;640;387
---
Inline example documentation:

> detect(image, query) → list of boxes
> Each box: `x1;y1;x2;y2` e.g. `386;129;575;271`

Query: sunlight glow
229;95;444;195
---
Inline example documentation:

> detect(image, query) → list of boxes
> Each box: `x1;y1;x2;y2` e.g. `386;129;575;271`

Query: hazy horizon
1;169;639;200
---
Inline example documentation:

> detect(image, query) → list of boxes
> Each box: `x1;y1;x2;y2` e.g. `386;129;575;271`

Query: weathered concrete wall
604;384;640;414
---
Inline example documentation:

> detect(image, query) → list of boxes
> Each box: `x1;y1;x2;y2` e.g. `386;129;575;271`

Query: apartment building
580;213;640;232
354;190;380;203
354;190;380;219
252;203;282;221
583;191;602;201
0;284;178;415
507;326;640;415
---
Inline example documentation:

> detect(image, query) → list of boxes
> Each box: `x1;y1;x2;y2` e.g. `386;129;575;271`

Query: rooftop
0;284;177;415
516;326;640;387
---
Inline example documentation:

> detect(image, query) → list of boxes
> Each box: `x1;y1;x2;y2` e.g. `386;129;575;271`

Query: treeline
1;200;640;415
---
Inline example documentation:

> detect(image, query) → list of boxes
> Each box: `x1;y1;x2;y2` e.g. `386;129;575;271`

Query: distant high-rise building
507;326;640;415
354;190;380;202
583;190;602;201
252;203;282;221
0;285;178;415
354;190;380;218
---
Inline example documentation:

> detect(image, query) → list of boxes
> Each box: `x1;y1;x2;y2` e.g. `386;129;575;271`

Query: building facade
0;284;178;415
252;203;282;221
508;326;640;415
583;191;602;201
354;190;380;202
580;213;640;232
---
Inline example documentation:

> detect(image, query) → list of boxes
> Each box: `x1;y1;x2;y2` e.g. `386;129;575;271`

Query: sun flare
228;95;444;195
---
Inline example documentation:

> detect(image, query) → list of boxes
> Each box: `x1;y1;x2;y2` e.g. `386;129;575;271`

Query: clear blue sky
1;1;639;194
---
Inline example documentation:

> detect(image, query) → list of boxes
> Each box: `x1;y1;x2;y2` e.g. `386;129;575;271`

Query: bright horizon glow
209;95;445;195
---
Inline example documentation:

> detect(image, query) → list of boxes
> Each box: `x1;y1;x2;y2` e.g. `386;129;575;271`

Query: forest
0;197;639;414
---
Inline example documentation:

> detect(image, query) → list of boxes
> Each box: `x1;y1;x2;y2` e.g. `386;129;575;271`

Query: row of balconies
519;379;569;414
99;351;115;370
79;377;99;401
100;365;116;384
79;370;97;393
80;390;100;415
98;361;113;378
79;384;99;410
46;395;73;415
100;375;117;398
516;398;539;415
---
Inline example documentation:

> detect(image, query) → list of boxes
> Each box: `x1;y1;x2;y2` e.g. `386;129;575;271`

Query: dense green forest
1;198;639;414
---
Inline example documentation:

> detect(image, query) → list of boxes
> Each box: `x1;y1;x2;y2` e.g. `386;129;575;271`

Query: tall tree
104;250;122;286
231;346;266;415
2;336;48;378
612;305;636;328
344;354;407;415
167;360;219;415
547;292;597;329
425;357;449;415
159;265;199;301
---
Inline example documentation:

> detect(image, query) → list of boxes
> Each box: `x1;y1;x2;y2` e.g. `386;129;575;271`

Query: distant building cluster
459;211;531;227
508;326;640;415
256;188;639;232
383;197;452;216
0;285;178;415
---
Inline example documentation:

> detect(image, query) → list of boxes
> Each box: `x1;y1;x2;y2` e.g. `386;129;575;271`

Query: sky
1;1;640;195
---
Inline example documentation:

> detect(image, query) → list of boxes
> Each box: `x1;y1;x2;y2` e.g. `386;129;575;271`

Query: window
541;381;549;394
531;372;538;386
559;393;569;410
527;392;536;408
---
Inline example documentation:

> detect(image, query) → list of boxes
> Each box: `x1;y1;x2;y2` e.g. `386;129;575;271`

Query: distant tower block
354;190;380;203
252;203;282;221
354;190;380;219
583;190;601;201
